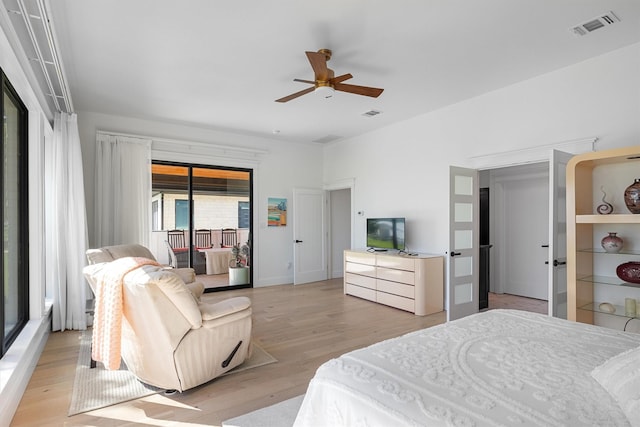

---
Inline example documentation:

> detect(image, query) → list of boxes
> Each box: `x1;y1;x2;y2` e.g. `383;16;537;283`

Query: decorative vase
624;178;640;214
601;232;623;253
616;261;640;284
597;186;614;215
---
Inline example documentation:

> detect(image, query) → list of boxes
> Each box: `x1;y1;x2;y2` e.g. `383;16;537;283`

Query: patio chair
195;229;212;249
221;228;237;248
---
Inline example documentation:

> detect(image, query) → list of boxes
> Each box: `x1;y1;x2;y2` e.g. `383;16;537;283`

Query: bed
294;309;640;426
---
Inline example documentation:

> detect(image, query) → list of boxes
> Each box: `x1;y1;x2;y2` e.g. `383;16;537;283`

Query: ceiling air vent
571;11;619;37
362;109;382;118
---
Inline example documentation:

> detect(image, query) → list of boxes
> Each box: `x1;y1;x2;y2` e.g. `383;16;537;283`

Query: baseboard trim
0;309;51;427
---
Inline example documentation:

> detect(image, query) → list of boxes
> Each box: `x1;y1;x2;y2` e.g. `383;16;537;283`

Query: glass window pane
455;175;473;196
455;283;473;304
175;200;189;229
454;256;473;277
4;92;20;336
238;201;250;229
2;75;28;357
454;229;473;250
455;202;473;222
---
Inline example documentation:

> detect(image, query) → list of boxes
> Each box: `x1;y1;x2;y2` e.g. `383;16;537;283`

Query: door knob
295;239;303;243
450;251;461;257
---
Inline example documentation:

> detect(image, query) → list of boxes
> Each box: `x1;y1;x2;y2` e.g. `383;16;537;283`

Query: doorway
480;163;550;313
329;188;351;279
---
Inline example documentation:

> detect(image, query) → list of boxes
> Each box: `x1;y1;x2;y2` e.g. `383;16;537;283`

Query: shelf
576;214;640;224
579;302;638;319
577;248;640;256
577;275;640;288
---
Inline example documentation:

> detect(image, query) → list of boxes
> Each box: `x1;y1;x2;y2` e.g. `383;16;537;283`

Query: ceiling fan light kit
315;85;334;99
275;49;384;103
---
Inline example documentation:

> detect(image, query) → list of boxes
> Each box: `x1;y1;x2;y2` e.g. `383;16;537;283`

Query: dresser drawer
377;291;414;313
377;267;414;285
345;251;376;266
377;279;414;299
346;272;376;290
377;255;414;271
346;283;376;301
345;261;376;277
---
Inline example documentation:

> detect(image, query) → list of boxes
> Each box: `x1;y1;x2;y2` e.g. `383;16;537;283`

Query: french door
548;150;573;318
448;166;479;321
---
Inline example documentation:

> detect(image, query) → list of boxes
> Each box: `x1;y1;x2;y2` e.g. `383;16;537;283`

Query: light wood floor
487;292;548;314
10;280;546;426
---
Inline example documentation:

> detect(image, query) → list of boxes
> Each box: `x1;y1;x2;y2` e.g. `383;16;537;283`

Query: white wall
77;111;323;286
324;43;640;258
324;43;640;311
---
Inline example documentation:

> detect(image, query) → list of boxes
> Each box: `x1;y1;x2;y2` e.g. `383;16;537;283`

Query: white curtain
94;133;152;248
47;113;89;331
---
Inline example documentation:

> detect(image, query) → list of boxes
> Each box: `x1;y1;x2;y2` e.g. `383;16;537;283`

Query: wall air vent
312;134;342;144
362;109;382;117
571;11;619;37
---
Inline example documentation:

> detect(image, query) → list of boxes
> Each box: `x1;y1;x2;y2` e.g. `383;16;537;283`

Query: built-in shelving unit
567;146;640;327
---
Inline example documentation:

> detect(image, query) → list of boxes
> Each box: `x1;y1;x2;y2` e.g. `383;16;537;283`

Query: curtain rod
96;130;270;157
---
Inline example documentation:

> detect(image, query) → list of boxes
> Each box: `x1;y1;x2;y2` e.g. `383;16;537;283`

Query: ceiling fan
275;49;384;103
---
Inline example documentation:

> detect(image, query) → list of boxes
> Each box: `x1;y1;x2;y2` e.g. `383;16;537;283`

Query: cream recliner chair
86;244;205;298
84;244;253;392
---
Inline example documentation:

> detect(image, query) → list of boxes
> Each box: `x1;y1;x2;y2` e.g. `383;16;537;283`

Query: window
1;69;29;357
238;201;250;229
175;199;189;230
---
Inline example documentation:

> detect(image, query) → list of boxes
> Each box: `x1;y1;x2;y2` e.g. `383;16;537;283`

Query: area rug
69;331;277;416
222;395;304;427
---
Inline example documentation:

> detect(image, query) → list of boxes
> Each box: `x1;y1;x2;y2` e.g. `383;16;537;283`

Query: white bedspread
294;309;640;427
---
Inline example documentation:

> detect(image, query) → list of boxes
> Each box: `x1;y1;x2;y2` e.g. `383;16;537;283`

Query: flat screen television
366;217;405;251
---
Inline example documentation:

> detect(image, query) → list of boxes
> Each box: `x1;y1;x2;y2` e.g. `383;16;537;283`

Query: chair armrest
186;281;205;300
163;267;195;284
200;297;251;321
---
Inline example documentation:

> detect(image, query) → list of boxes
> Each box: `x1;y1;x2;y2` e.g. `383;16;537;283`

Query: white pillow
591;346;640;427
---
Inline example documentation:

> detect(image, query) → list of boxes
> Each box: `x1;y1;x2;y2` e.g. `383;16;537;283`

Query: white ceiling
26;1;640;143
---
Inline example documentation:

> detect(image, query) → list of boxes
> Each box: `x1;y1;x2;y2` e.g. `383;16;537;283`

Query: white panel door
448;166;479;321
293;188;327;285
548;149;574;318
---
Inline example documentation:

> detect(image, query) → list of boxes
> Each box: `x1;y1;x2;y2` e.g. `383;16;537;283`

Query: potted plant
228;242;250;285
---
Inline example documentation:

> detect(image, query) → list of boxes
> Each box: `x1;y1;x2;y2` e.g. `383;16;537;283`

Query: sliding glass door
1;69;29;357
151;161;252;292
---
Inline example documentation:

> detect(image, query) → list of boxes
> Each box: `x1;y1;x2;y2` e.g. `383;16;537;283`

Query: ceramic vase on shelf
601;232;623;253
624;178;640;214
616;261;640;284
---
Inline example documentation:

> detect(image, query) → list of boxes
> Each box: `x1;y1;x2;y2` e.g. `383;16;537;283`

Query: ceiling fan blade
305;51;331;81
334;83;384;98
293;78;316;84
331;73;353;84
275;86;315;103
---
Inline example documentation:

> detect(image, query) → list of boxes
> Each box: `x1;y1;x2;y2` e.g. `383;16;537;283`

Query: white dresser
344;250;444;316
